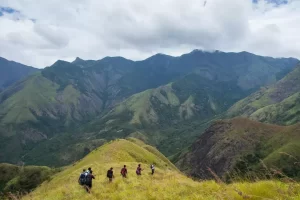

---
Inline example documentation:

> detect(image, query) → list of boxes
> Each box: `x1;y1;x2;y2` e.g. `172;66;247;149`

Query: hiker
150;164;155;175
86;167;93;174
78;169;86;185
85;171;95;193
107;167;114;182
136;164;142;175
121;165;128;178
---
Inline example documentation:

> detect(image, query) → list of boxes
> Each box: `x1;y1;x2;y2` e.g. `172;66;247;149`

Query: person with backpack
78;169;86;185
136;164;142;175
107;167;114;182
86;167;93;174
121;165;128;178
150;164;155;175
85;171;95;193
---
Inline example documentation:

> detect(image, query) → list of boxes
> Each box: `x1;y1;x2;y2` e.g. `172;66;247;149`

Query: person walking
78;169;87;185
107;167;114;182
150;164;155;175
121;165;128;178
136;164;142;176
85;171;95;193
86;167;93;174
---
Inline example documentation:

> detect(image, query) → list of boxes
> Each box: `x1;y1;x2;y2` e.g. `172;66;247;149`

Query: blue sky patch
0;7;18;16
253;0;289;5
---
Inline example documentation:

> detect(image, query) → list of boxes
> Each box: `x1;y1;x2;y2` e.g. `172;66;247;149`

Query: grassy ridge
176;118;300;181
22;139;300;200
0;73;59;125
227;66;300;125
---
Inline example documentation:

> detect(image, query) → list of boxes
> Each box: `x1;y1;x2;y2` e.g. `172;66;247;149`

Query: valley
1;50;300;199
0;50;298;166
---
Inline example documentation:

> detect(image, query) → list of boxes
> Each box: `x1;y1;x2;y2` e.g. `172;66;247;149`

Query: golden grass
22;139;300;200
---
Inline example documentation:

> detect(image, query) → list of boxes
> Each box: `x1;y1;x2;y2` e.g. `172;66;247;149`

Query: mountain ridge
0;50;298;165
176;117;300;180
0;57;39;91
227;65;300;125
17;139;300;200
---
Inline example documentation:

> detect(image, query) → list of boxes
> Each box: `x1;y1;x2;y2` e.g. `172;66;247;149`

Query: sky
0;0;299;68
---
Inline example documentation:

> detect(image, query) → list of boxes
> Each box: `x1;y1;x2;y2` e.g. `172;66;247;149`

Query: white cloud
0;0;299;68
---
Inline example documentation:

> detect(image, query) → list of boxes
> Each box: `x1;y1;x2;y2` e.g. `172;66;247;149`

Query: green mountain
0;57;38;91
79;73;248;158
0;59;136;164
176;118;300;181
19;139;300;200
227;66;300;125
0;51;298;165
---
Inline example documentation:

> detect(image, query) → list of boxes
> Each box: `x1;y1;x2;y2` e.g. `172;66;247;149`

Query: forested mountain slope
0;51;297;165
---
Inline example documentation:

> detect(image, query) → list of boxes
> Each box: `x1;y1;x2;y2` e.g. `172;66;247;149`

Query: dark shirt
86;174;95;185
107;169;114;178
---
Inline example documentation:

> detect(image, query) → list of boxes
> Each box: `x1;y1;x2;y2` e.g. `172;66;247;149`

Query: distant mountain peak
53;59;70;65
191;49;204;53
189;49;225;55
72;57;84;63
0;56;38;90
49;60;79;69
145;53;174;62
100;56;130;61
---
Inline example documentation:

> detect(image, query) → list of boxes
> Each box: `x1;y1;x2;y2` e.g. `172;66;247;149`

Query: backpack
85;174;92;185
79;173;87;185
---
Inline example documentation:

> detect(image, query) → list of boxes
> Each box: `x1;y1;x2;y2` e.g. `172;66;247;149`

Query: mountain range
0;50;300;181
1;49;300;198
0;50;298;166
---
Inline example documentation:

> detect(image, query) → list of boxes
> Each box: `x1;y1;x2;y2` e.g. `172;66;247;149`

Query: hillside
0;57;38;91
0;51;298;165
0;163;57;198
20;139;300;200
176;118;300;181
79;73;247;158
0;58;136;164
227;66;300;125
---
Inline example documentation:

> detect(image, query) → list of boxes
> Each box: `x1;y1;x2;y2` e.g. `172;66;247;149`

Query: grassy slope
0;73;59;125
0;72;92;165
0;163;56;197
23;139;300;200
110;74;247;126
0;72;83;128
82;73;246;158
227;66;300;125
176;118;300;180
